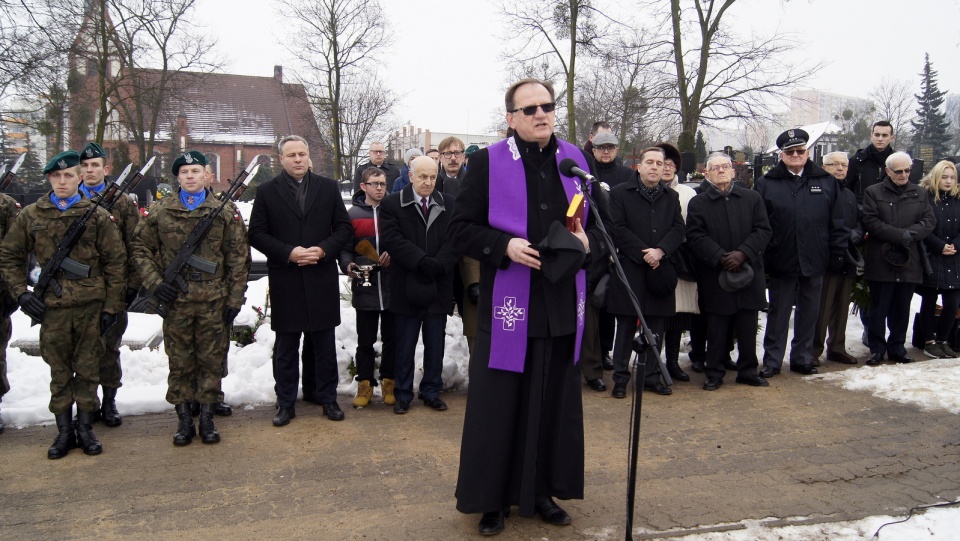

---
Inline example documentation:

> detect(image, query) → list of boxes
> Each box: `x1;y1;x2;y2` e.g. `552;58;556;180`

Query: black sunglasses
510;102;557;116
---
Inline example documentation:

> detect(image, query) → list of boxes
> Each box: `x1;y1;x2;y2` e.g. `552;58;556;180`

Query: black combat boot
198;403;220;444
75;410;103;455
100;387;122;427
48;411;77;459
173;403;195;446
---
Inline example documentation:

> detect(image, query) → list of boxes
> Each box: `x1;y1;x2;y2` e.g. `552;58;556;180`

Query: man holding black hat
0;151;126;458
132;150;250;446
79;142;141;427
687;152;772;390
861;151;935;365
755;129;847;378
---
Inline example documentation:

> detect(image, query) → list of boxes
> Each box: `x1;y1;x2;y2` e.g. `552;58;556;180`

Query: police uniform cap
172;150;209;175
43;150;81;175
776;129;809;150
592;132;619;147
80;142;106;161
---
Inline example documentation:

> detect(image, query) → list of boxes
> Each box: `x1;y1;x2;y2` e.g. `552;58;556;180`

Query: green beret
43;151;81;175
171;150;209;175
80;142;106;161
465;144;480;156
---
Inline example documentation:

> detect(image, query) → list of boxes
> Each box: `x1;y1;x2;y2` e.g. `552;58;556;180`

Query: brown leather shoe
826;351;858;364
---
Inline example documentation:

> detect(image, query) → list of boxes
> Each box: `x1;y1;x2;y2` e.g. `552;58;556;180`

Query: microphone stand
575;175;658;541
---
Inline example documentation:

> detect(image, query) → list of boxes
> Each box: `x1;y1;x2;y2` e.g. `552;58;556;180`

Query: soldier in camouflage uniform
0;191;22;435
0;151;126;459
202;162;233;417
79;142;141;427
132;150;249;446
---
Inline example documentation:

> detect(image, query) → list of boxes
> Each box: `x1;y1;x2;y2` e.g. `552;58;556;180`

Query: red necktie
421;197;429;217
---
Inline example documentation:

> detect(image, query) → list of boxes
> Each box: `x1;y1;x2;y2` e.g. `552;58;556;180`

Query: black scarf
282;170;309;214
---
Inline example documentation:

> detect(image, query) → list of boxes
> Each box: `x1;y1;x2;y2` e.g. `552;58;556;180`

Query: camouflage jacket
0;193;22;298
0;192;126;312
132;189;250;308
91;190;141;289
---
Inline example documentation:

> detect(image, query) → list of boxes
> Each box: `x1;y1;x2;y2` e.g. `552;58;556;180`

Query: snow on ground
2;280;960;538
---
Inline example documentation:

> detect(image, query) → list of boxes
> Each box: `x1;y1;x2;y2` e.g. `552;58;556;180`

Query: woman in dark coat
606;147;685;397
918;160;960;358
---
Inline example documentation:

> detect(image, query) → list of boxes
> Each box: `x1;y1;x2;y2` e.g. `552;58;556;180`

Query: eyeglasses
509;102;556;116
782;148;807;156
363;182;387;188
708;163;732;172
663;162;676;168
440;151;464;159
891;168;912;176
594;145;618;152
370;150;386;155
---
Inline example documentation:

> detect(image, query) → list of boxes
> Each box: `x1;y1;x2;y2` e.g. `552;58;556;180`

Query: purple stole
487;137;589;372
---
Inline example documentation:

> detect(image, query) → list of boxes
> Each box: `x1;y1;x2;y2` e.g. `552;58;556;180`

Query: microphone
559;158;595;184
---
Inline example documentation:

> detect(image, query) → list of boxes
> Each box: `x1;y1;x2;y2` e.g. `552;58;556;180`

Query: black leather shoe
213;401;232;416
601;354;614;371
478;509;509;536
611;382;627;399
534;496;571;526
393;400;410;414
789;364;818;375
321;401;345;421
702;377;722;391
586;378;606;392
690;359;705;373
643;382;672;395
827;351;859;364
866;353;883;366
272;406;295;427
422;396;448;411
890;352;912;364
735;374;769;387
759;367;780;378
667;360;690;382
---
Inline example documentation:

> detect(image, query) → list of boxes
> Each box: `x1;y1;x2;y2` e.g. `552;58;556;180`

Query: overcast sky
194;0;960;137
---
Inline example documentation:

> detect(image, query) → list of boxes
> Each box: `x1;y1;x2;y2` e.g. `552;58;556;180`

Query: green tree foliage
911;54;951;158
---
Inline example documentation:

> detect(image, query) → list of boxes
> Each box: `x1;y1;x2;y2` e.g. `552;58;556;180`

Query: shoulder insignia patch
234;210;242;221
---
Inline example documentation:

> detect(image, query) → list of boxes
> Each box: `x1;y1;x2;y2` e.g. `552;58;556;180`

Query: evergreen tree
695;130;707;164
911;54;951;158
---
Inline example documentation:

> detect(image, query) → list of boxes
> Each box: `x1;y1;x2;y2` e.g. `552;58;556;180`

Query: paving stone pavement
2;354;959;540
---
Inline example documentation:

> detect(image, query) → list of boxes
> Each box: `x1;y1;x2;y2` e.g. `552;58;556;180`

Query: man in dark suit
379;156;457;414
248;135;353;425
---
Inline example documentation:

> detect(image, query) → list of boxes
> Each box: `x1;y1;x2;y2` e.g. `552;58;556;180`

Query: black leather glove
18;292;45;320
223;306;241;327
828;255;845;274
2;292;18;317
154;282;178;304
416;257;443;278
901;230;916;247
124;287;140;306
467;283;480;304
720;250;746;271
99;312;118;336
849;229;863;245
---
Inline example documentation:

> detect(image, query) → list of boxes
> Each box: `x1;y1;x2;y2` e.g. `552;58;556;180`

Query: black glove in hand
849;229;863;245
467;283;480;304
416;257;443;278
18;292;45;320
125;287;139;306
99;312;118;336
154;282;178;304
901;230;916;247
223;306;241;327
720;250;746;271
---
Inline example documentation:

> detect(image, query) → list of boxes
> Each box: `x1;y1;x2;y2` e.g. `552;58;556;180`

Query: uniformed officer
0;150;126;459
0;191;22;435
132;150;249;446
78;142;141;427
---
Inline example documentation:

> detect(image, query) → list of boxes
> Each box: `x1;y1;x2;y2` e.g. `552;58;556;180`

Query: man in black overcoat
449;78;610;536
687;152;773;390
378;156;458;414
248;135;353;426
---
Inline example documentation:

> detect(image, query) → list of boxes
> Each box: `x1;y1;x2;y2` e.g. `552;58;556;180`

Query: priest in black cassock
448;78;610;536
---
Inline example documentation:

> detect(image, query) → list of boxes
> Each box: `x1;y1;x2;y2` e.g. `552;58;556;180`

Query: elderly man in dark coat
755;129;848;378
248;135;353;425
378;156;458;414
607;146;685;398
449;78;610;536
687;152;772;390
861;151;936;365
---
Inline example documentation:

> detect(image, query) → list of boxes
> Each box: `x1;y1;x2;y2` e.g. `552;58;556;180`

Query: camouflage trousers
163;299;227;405
0;315;10;401
98;310;127;388
39;302;104;414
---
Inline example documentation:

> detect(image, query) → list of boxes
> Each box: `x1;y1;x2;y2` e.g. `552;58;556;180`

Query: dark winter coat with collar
862;177;936;284
606;179;685;318
754;160;848;278
594;159;635;190
338;190;391;312
922;190;960;290
848;144;893;204
686;183;772;315
379;184;457;316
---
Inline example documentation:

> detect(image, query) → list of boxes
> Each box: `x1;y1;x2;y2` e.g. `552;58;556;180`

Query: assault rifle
29;175;124;326
0;153;26;192
133;161;257;317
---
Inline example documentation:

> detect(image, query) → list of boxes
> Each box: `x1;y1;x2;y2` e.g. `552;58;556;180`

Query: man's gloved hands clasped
901;230;916;247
